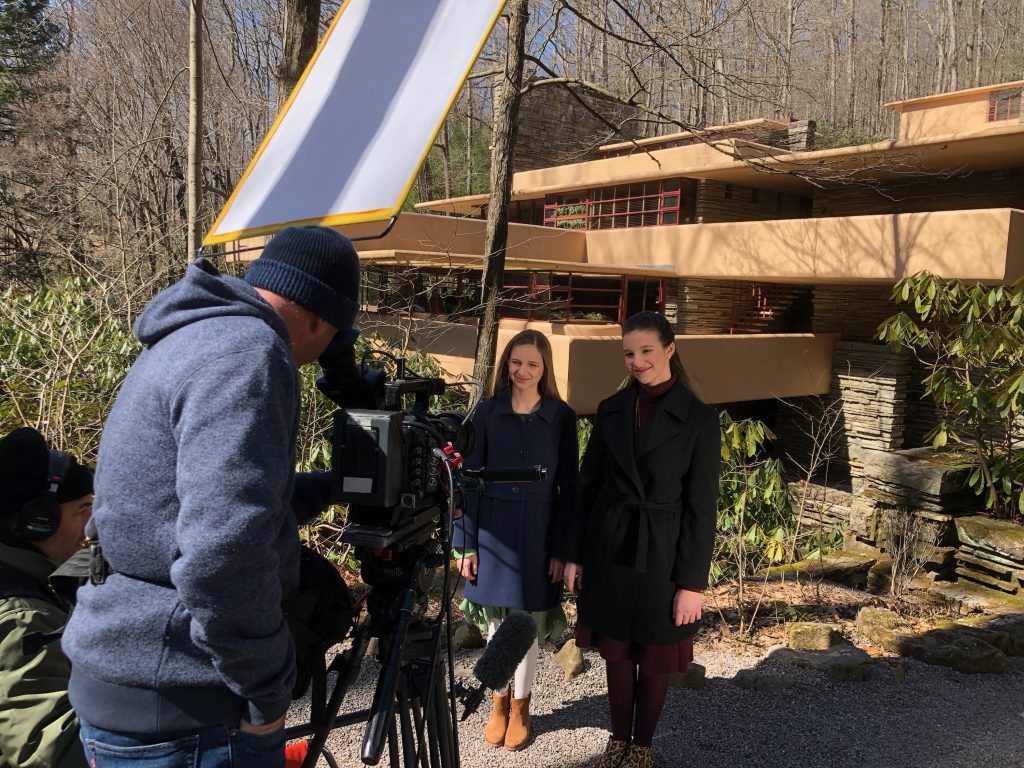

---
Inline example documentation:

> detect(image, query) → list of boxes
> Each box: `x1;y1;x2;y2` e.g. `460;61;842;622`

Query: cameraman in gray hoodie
62;226;360;767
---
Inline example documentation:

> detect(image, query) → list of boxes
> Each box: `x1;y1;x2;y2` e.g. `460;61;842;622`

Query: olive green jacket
0;542;86;768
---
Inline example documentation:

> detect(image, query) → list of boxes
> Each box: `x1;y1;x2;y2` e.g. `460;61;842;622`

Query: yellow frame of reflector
204;0;507;246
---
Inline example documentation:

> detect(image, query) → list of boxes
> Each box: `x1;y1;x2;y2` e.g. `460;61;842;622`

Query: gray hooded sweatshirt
63;258;330;733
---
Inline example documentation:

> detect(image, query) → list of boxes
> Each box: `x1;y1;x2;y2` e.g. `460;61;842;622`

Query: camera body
331;408;436;518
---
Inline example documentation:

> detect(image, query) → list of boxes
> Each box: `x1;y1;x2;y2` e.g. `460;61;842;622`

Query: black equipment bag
283;546;359;699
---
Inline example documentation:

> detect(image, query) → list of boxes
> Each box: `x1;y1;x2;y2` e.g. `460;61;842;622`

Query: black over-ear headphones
17;450;72;542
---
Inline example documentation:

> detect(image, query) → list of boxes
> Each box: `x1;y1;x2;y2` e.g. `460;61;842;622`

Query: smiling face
508;342;545;396
623;329;675;386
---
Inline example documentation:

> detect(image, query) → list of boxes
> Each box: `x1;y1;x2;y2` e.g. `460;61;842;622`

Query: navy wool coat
563;381;721;644
453;390;578;612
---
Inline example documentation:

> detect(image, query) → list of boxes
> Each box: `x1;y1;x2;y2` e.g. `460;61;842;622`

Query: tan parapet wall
897;96;993;141
886;80;1024;140
227;213;587;264
359;312;837;415
339;213;587;264
584;207;1024;284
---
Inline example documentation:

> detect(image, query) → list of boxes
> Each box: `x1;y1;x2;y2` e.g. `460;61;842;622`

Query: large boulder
449;621;485;652
892;629;1006;674
984;615;1024;656
553;638;584;681
668;663;705;690
785;622;844;651
933;617;1014;656
855;607;901;651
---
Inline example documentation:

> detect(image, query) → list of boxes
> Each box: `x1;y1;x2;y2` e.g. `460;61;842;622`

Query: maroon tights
606;659;670;747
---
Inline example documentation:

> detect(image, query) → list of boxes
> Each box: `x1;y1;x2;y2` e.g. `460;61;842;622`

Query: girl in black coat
454;329;578;751
563;312;721;768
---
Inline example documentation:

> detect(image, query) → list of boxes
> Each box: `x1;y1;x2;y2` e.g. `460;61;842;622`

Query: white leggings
488;617;539;699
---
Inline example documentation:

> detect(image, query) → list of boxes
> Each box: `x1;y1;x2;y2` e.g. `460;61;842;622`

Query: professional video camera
284;333;545;768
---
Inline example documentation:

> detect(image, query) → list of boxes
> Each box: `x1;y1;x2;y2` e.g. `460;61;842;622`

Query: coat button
512;486;519;493
519;450;526;457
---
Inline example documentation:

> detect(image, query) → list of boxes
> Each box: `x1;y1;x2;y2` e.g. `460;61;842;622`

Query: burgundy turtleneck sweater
635;374;677;428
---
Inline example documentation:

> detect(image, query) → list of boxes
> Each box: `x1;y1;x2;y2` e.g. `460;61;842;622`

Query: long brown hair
621;311;694;390
491;329;563;401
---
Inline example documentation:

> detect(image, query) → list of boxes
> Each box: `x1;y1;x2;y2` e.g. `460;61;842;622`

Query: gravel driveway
287;637;1024;768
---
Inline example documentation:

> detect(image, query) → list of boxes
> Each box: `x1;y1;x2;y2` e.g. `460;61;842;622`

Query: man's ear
308;311;326;335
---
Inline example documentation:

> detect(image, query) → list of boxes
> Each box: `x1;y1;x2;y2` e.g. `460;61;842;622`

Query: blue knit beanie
244;225;360;332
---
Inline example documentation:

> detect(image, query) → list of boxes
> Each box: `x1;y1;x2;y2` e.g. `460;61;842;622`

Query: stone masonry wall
514;83;642;173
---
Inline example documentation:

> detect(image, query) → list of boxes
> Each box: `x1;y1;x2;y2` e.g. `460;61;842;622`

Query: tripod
285;539;461;768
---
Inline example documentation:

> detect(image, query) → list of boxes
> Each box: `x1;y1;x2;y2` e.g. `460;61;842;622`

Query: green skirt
459;598;567;645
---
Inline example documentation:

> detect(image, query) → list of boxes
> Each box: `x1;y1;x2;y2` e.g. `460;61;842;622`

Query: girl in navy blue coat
454;329;578;751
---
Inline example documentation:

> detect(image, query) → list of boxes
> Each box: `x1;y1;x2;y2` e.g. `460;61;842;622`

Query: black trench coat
562;380;721;645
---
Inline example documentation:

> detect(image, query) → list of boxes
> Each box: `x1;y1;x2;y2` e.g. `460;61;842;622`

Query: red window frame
542;179;696;230
988;89;1022;122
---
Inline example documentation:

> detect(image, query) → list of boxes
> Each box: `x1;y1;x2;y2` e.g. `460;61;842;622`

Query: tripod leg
387;716;400;767
299;627;372;768
429;673;457;768
397;688;418;768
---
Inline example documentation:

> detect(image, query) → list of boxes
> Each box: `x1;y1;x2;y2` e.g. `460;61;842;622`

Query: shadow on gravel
290;640;1023;768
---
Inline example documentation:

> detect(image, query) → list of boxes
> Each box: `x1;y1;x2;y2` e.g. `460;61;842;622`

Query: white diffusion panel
205;0;506;245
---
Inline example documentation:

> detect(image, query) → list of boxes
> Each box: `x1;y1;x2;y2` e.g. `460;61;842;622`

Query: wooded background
2;0;1022;293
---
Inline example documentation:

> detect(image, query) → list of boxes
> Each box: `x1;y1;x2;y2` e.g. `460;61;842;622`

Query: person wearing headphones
0;426;93;768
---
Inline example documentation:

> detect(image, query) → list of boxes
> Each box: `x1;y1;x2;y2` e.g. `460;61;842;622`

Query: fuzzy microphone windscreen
472;612;538;691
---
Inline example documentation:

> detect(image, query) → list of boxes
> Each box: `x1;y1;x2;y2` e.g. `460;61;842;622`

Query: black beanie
0;428;93;523
244;225;361;332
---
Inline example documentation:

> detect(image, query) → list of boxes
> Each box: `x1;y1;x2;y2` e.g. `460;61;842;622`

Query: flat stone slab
764;551;877;589
732;669;796;693
767;645;874;682
956;516;1024;563
928;580;1024;616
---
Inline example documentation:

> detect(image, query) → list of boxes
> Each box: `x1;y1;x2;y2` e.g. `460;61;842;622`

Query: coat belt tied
603;494;681;574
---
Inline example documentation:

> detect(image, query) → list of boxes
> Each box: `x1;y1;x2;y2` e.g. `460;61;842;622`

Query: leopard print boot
593;736;630;768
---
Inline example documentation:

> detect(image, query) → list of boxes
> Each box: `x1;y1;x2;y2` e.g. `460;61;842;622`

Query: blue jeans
79;720;285;768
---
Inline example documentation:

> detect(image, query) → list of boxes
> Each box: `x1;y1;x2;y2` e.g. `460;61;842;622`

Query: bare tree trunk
876;0;890;134
945;0;959;91
277;0;321;110
187;0;203;261
971;0;985;86
846;0;858;127
472;0;528;388
440;122;452;200
465;88;474;194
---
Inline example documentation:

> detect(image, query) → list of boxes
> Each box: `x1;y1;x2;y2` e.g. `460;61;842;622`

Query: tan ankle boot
483;691;510;747
594;736;630;768
504;693;531;751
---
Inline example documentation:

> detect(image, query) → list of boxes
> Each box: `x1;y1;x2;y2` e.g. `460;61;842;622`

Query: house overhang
414;122;1024;211
226;208;1024;286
